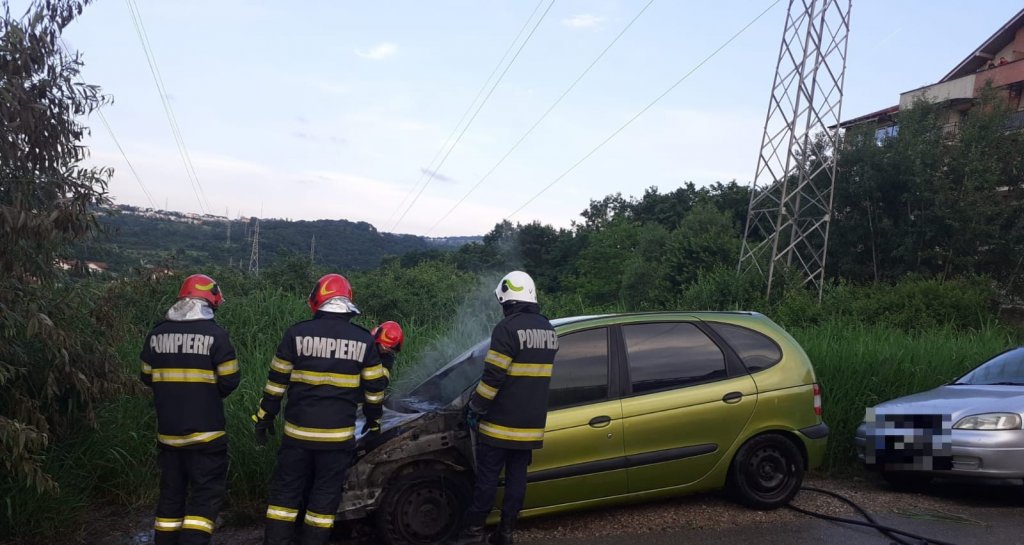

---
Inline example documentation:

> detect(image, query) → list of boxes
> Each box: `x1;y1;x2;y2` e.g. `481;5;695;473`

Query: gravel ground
515;474;1020;542
89;472;1021;545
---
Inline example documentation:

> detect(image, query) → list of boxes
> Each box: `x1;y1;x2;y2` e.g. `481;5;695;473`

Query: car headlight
953;413;1022;430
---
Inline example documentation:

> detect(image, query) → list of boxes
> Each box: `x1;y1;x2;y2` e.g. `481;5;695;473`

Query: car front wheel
374;466;471;545
728;433;805;510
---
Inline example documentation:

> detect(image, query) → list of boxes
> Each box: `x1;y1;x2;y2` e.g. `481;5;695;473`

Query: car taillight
812;383;822;416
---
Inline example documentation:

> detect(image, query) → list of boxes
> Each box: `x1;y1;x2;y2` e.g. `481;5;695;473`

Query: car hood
354;392;468;452
871;385;1024;420
354;407;429;442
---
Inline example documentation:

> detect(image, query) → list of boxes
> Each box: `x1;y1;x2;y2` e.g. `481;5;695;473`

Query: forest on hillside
73;209;478;274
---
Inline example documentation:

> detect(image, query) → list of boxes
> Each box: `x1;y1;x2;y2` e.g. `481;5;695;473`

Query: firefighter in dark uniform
252;273;388;545
363;320;404;436
140;274;239;545
456;271;559;545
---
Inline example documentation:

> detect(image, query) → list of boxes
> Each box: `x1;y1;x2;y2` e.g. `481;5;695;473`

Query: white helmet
495;271;537;304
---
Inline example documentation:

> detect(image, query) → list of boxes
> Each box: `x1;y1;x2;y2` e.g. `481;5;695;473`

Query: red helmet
178;274;223;309
308;273;354;313
372;321;404;352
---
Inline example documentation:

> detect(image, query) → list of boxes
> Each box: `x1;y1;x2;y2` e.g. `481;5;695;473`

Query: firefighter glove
465;407;480;431
362;421;381;436
252;414;275;446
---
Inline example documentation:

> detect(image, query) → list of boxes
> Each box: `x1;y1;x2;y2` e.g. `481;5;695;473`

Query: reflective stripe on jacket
470;304;558;450
140;319;239;449
257;313;387;450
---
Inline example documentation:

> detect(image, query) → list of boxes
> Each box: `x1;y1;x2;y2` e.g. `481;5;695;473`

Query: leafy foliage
830;90;1024;288
0;0;125;494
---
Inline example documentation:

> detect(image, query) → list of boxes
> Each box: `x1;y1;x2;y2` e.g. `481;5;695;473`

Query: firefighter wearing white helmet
494;270;537;304
457;270;558;545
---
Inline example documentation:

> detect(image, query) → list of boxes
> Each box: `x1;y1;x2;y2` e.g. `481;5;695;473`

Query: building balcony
900;74;977;109
973;58;1024;91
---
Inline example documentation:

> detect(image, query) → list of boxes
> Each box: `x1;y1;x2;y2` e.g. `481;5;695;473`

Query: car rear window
708;322;782;373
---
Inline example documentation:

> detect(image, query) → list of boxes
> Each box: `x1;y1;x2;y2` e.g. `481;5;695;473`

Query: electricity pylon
739;0;852;299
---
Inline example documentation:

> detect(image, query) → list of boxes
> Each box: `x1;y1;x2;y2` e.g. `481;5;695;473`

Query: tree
1;0;118;491
571;220;672;308
665;204;740;287
829;90;1024;287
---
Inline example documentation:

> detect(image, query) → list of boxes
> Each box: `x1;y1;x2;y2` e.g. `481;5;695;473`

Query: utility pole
225;207;231;247
739;0;851;299
248;218;260;275
310;234;316;264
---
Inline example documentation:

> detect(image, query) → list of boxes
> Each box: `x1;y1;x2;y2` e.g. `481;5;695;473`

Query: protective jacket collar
502;302;541;317
166;298;215;321
319;296;360;315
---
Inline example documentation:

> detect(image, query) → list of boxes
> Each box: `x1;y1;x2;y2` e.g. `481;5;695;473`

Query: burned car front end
335;341;488;543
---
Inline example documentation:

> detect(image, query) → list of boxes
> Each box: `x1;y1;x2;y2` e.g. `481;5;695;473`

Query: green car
338;312;828;544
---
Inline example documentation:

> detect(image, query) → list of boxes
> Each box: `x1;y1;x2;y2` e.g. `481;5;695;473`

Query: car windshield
954;347;1024;385
383;316;595;413
387;339;489;413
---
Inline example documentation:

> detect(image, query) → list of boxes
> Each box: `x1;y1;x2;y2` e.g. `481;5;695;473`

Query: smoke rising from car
390;273;504;398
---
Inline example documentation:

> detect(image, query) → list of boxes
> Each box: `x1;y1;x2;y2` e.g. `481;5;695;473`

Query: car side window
623;322;726;394
549;328;609;409
707;322;782;372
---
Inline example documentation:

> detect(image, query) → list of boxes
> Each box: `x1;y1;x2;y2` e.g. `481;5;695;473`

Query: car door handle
589;415;612;428
722;391;743;404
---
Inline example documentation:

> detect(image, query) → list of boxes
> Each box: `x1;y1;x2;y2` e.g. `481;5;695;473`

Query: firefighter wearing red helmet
371;320;403;376
139;274;239;545
253;274;389;545
362;320;404;436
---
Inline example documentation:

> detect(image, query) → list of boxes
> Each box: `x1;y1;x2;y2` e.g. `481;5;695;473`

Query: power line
390;0;557;232
125;0;211;214
60;38;158;209
504;0;783;221
97;109;158;209
425;0;657;235
383;0;549;229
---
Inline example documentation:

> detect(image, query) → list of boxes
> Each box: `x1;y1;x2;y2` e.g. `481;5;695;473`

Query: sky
39;1;1024;236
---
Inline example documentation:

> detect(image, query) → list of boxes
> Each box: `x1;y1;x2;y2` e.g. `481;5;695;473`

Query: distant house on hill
56;260;108;274
840;8;1024;141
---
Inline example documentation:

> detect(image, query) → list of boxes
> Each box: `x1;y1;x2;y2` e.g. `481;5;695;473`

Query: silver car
855;346;1024;488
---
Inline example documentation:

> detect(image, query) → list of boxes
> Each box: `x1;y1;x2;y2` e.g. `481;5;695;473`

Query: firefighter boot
452;524;488;545
491;514;516;545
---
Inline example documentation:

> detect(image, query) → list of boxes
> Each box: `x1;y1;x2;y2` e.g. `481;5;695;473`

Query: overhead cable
390;0;557;232
426;0;658;235
383;0;550;229
504;0;783;221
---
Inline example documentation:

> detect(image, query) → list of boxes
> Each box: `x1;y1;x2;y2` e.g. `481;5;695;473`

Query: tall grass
2;271;1020;541
793;320;1018;472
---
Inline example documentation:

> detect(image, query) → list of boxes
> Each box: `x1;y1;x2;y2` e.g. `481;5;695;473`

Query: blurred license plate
863;411;953;470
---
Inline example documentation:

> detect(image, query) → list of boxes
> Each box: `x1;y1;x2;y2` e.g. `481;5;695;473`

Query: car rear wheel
728;433;804;510
374;466;471;545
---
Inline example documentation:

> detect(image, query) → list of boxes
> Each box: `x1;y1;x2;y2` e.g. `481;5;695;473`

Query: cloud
355;42;398;60
317;82;351;94
562;14;606;29
419;168;457;184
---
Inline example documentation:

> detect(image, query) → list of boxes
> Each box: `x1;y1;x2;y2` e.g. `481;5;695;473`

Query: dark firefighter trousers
264;444;353;545
465;442;533;527
154;447;229;545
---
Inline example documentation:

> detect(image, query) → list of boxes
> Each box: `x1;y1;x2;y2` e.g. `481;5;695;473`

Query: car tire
728;433;805;510
374;466;471;545
881;470;932;490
